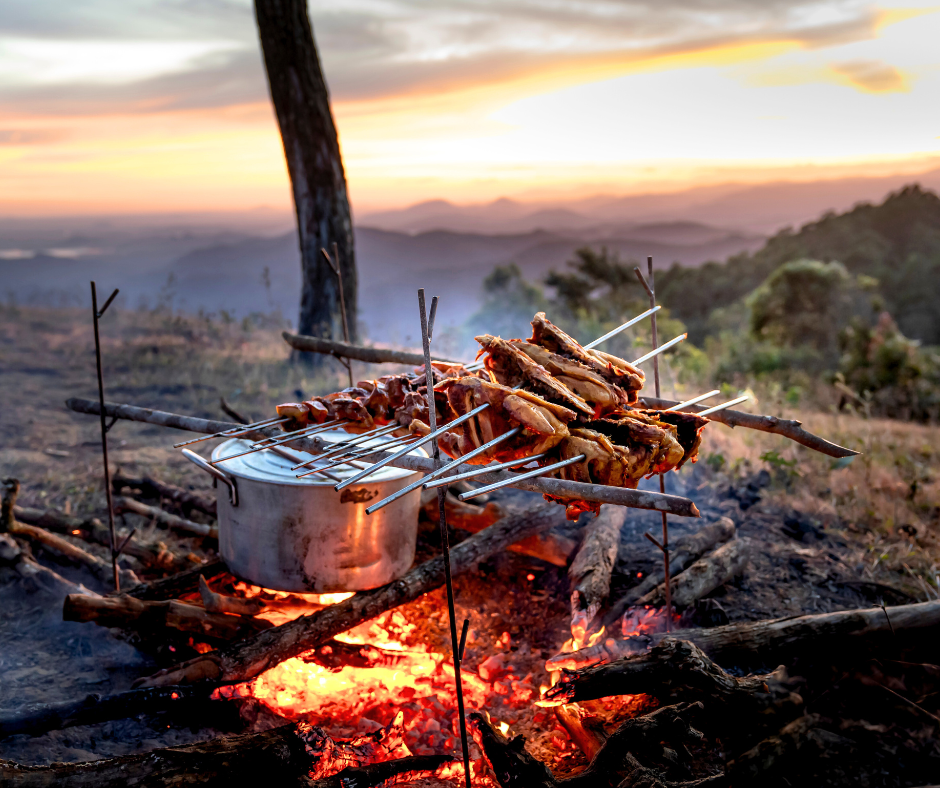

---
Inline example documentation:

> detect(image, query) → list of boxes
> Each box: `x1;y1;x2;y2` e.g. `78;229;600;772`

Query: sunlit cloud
0;0;938;214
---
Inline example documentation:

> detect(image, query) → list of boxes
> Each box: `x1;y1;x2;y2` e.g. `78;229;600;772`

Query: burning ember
212;588;538;764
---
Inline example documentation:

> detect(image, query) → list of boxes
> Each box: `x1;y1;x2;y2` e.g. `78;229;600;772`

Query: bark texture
255;0;357;361
637;538;751;609
568;505;626;642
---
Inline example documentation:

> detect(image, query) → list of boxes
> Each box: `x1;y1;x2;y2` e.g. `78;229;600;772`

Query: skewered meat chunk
477;334;630;416
529;312;644;398
545;410;704;519
431;377;576;464
275;402;308;431
474;334;593;416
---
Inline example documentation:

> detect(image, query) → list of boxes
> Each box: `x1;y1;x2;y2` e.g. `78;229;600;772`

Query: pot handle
182;448;238;507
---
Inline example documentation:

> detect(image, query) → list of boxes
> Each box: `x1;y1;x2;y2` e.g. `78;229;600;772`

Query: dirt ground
2;304;939;784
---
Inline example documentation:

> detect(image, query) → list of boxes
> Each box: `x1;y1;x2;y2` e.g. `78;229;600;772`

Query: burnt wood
120;556;228;600
255;0;357;362
568;504;625;642
113;496;217;539
112;471;216;516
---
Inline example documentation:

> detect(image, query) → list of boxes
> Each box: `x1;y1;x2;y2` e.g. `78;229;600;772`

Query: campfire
3;300;939;788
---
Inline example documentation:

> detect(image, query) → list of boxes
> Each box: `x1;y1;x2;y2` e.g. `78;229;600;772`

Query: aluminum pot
182;432;426;592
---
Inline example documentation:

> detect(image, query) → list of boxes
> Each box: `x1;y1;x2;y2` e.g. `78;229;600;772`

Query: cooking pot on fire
182;432;427;592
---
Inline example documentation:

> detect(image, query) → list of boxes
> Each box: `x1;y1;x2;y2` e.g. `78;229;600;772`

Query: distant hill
362;167;940;235
657;185;940;345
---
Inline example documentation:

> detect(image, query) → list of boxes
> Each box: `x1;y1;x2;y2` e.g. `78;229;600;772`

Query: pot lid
210;431;427;486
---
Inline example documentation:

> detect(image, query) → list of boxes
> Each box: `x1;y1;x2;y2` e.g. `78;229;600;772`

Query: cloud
0;0;887;115
0;128;69;144
830;59;910;92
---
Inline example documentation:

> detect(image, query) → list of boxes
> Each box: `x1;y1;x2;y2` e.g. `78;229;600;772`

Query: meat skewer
698;395;749;416
458;454;588;501
171;416;287;448
665;390;719;412
422;452;548;489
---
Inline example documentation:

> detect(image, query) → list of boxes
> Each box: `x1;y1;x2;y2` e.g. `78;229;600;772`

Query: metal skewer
172;416;287;448
333;403;491;491
363;427;522;515
664;390;720;412
584;305;662;349
423;293;474;788
248;418;346;447
457;453;587;502
297;435;421;477
291;423;401;470
422;452;547;489
632;333;687;366
697;395;749;417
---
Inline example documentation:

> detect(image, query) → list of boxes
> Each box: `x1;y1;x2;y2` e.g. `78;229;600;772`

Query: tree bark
547;600;940;671
568;505;626;642
636;538;751;609
112;471;216;516
254;0;357;364
136;502;563;687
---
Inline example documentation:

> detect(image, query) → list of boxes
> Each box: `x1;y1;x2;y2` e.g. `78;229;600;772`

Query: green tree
467;264;548;340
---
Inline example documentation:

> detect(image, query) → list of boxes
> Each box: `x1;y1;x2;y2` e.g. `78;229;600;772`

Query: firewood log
636;538;751;609
604;519;736;628
9;521;140;588
137;502;564;687
199;574;265;616
0;533;93;597
0;723;454;788
63;594;273;641
569;505;626;642
554;704;607;760
470;702;721;788
12;504;182;570
544;638;802;734
112;470;216;516
120;556;228;600
548;600;940;672
113;496;217;539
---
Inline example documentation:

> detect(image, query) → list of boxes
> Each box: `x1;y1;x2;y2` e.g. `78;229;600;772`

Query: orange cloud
829;59;910;93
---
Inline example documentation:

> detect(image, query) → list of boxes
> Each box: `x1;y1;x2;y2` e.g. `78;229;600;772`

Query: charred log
121;556;228;600
636;538;751;609
112;471;216;516
64;593;273;641
604;519;735;629
113;496;217;539
199;574;265;616
569;505;626;641
549;600;940;671
137;502;563;687
471;702;721;788
0;532;92;596
12;504;181;570
544;638;802;731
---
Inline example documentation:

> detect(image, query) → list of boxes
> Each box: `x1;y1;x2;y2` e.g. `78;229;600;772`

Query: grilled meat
430;377;576;464
474;334;593;416
477;334;631;416
529;312;644;398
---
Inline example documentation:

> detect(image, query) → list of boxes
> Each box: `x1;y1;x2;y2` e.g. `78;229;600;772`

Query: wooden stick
66;398;702;517
13;505;183;570
136;502;564;687
199;574;265;616
543;638;800;718
0;723;453;788
471;701;717;788
0;685;213;738
64;594;273;641
636;538;751;608
283;331;459;367
0;532;93;596
547;599;940;672
113;496;217;539
9;521;140;588
639;395;858;458
120;556;228;600
603;519;736;629
112;471;216;516
568;505;626;643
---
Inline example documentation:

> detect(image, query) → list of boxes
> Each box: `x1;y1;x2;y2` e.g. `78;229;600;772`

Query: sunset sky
2;0;939;216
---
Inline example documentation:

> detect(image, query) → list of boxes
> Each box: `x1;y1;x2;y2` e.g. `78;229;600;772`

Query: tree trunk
254;0;356;364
